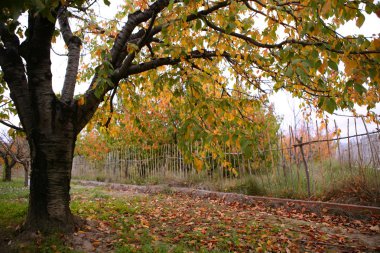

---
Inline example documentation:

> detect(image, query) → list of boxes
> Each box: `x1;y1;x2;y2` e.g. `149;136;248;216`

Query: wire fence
73;118;380;199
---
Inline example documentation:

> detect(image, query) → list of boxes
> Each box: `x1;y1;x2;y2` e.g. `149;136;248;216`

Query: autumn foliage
77;83;280;169
281;121;337;163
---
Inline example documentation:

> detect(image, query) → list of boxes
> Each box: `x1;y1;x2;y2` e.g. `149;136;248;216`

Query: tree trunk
23;161;29;187
24;130;77;233
3;163;11;181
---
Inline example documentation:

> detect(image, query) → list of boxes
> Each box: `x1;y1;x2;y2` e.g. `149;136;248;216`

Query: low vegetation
73;159;380;207
1;179;379;252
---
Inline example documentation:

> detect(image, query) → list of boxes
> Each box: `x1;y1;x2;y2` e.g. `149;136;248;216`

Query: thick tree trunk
1;9;88;234
24;130;77;233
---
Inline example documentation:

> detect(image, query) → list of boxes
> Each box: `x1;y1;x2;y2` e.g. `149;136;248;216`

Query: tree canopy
0;0;379;233
1;0;379;135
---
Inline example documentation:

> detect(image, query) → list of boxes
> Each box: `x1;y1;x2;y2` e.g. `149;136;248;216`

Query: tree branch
58;9;82;104
203;16;380;54
0;120;25;132
75;0;176;132
0;23;34;135
113;10;158;80
110;0;172;67
24;11;59;133
0;135;25;164
75;49;230;132
123;50;231;76
114;0;231;69
103;87;117;128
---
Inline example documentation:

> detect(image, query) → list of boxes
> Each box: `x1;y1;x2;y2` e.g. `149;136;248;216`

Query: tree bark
24;127;77;232
23;161;29;187
1;156;15;182
3;163;11;181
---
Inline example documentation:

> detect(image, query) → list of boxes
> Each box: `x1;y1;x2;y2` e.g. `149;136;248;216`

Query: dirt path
68;181;380;252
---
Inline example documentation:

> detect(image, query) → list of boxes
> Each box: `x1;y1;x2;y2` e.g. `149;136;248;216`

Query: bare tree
0;133;30;186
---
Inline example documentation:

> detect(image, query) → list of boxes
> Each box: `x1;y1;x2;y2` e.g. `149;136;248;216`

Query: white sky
4;2;380;138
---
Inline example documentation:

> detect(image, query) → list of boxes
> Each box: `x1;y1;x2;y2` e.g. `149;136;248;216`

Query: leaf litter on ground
65;183;380;253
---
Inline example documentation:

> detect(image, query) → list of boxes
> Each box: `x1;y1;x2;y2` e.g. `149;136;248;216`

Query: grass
73;157;380;206
0;177;379;252
0;179;294;252
0;179;80;253
0;178;28;231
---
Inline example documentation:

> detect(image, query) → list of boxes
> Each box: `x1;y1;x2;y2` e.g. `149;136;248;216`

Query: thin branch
0;120;25;132
119;0;231;66
103;87;117;128
0;100;12;108
147;43;155;58
123;50;231;77
0;134;26;164
202;16;380;54
51;46;68;57
243;0;297;30
293;130;380;147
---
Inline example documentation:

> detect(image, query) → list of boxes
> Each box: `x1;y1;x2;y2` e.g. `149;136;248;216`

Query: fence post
361;117;379;167
354;118;363;168
347;119;352;171
296;137;311;198
334;120;342;167
290;126;300;185
325;121;332;170
280;133;287;179
306;121;314;191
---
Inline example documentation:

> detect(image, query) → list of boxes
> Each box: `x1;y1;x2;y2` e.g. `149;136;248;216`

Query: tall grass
72;155;380;206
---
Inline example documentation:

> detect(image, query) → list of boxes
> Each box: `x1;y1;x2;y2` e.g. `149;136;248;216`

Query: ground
0;180;379;252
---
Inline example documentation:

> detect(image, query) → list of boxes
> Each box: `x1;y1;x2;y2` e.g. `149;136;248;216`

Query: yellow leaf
373;38;380;50
321;0;331;17
78;97;85;106
194;157;203;172
231;168;238;176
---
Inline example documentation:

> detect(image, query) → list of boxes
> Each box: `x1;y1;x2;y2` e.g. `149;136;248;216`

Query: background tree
77;85;280;173
0;133;29;185
0;134;17;182
0;0;379;233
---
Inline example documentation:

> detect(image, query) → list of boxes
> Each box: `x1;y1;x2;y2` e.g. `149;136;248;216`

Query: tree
77;82;280;167
0;135;17;182
0;0;379;233
0;133;29;185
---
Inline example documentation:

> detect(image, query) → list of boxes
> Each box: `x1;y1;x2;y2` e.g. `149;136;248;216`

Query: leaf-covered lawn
68;184;380;253
1;181;379;252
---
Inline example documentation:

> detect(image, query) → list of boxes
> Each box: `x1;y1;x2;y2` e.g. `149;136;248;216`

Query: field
1;179;379;253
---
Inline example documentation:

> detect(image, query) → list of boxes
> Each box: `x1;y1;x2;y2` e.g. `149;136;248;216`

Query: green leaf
240;139;251;156
356;13;365;28
103;0;111;6
168;0;174;10
321;98;337;114
195;19;202;30
327;60;338;71
284;67;293;77
354;83;367;95
311;49;319;60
